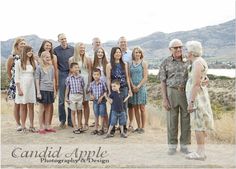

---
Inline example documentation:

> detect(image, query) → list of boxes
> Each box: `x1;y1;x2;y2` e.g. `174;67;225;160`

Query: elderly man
159;39;191;155
54;33;74;128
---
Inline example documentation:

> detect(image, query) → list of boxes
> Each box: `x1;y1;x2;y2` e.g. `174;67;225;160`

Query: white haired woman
185;41;214;161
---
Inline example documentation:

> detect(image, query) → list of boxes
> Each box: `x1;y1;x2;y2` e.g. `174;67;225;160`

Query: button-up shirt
159;56;189;87
65;74;84;94
88;80;107;100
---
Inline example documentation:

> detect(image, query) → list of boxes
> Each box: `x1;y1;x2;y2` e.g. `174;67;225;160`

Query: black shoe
110;126;116;135
68;123;73;127
59;122;66;129
180;148;190;154
167;148;176;155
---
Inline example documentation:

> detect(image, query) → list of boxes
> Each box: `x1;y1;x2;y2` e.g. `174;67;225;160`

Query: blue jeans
109;86;128;131
110;110;126;126
58;71;71;124
93;100;107;117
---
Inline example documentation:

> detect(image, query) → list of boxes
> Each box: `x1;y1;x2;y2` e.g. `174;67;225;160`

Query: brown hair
21;45;36;71
93;47;108;76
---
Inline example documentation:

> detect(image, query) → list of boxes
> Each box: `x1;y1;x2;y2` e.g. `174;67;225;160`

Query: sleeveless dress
185;58;214;131
111;63;127;88
129;61;147;105
78;60;90;101
7;55;20;100
15;60;36;104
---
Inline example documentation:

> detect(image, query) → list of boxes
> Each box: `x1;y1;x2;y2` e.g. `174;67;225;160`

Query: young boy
105;79;130;138
65;62;84;134
88;68;107;135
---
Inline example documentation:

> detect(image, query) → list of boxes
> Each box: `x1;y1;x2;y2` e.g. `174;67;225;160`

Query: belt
169;86;185;92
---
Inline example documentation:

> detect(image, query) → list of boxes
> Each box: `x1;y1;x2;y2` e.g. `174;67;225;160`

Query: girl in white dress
15;45;37;133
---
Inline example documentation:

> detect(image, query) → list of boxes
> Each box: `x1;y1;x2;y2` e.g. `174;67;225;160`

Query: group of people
6;34;214;161
6;34;148;139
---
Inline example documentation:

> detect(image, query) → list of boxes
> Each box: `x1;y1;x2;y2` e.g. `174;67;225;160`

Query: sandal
21;128;28;133
29;127;38;133
185;152;206;161
83;124;89;131
128;125;134;132
73;129;81;134
97;129;105;135
91;130;99;135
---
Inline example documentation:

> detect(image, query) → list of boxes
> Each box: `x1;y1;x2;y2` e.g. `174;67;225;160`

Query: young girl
15;45;37;133
36;51;56;134
6;37;26;131
38;40;58;125
129;47;148;134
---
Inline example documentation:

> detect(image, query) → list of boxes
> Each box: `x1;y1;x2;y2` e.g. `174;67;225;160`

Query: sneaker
138;128;145;134
167;148;176;155
29;127;38;133
120;133;127;138
180;147;191;154
104;133;114;139
16;125;22;131
132;128;141;133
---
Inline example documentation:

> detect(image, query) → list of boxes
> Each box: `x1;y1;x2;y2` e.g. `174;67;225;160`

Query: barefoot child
88;68;107;135
36;51;56;134
105;79;130;138
65;62;84;134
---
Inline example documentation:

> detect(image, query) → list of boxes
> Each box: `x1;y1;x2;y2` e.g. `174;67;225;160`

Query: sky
0;0;235;43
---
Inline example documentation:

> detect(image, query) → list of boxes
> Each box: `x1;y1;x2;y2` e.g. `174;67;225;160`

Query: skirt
37;90;54;104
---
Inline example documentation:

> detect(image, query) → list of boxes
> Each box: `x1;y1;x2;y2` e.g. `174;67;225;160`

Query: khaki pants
166;87;191;149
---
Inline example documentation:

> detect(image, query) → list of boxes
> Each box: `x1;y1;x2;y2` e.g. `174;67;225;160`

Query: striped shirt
88;80;107;100
65;74;84;94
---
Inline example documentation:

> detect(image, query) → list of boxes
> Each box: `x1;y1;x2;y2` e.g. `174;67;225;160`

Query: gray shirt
159;56;189;87
35;65;54;91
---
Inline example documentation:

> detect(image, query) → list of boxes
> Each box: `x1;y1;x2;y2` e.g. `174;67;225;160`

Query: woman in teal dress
185;41;214;161
129;47;148;133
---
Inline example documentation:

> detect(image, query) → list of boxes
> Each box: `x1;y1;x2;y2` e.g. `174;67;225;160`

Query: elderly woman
185;41;214;161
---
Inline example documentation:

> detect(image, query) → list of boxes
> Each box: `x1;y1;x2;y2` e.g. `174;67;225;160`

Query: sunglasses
172;46;183;50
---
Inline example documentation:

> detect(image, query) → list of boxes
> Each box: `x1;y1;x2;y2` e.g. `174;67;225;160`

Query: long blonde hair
12;37;26;55
71;42;89;69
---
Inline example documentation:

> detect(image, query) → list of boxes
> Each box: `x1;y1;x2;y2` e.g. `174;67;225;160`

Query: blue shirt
122;49;132;65
54;45;74;72
109;91;125;112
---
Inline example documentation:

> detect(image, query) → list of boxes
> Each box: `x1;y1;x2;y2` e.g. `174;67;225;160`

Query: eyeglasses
171;46;183;50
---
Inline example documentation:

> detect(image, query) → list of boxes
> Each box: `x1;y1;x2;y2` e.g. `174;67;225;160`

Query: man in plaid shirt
88;68;107;135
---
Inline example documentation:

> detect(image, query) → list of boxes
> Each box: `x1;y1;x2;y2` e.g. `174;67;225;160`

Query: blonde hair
71;42;89;69
12;37;26;55
40;51;52;73
132;47;144;60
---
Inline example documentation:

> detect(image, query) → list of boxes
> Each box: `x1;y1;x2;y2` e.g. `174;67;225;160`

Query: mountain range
1;19;235;67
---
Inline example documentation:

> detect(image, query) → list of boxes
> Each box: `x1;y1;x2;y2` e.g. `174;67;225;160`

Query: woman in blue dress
129;47;148;133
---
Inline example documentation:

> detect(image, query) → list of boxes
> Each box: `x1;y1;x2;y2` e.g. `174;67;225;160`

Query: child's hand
66;99;71;104
98;96;103;104
107;98;112;104
90;95;95;101
37;92;42;99
54;92;57;99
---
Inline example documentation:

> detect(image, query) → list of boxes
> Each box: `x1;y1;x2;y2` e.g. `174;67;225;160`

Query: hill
1;19;235;68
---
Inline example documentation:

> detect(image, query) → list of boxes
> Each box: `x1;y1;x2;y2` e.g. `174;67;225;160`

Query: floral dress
129;61;147;105
185;58;214;131
7;55;20;100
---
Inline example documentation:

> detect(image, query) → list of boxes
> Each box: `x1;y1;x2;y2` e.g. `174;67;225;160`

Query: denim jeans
93;100;107;117
109;86;128;132
58;71;71;124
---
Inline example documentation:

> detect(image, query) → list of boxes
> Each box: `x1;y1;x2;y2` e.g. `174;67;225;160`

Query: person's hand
18;88;23;96
54;92;57;99
66;99;71;104
90;95;95;101
37;92;42;99
202;76;209;87
128;89;133;97
98;96;103;104
132;86;138;93
187;103;196;113
162;98;171;111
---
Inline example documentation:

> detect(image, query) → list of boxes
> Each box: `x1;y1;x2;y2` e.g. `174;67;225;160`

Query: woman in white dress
69;43;92;130
15;45;37;132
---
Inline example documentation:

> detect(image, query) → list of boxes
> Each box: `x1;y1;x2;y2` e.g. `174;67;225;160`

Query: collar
71;74;81;78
